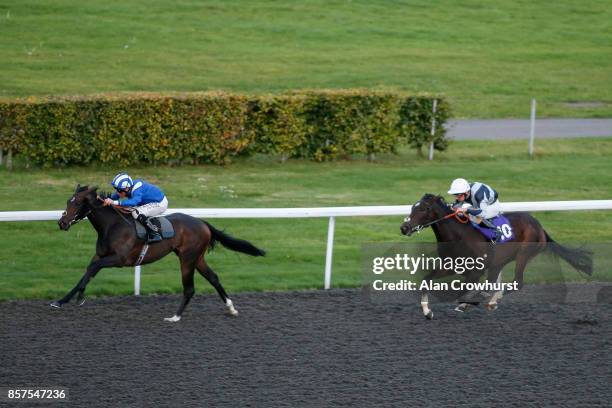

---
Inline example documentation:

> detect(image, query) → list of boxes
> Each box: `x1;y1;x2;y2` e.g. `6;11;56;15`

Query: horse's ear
74;183;81;193
85;185;98;195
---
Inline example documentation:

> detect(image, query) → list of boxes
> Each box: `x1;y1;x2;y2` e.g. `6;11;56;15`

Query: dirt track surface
1;289;611;407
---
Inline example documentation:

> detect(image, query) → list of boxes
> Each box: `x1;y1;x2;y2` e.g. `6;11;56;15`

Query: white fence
2;200;612;294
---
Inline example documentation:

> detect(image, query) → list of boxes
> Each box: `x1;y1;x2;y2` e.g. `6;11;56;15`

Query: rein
66;207;93;226
73;196;134;227
410;209;469;234
110;204;135;226
90;195;134;226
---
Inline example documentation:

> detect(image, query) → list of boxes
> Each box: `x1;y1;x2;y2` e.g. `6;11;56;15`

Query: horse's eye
404;216;410;223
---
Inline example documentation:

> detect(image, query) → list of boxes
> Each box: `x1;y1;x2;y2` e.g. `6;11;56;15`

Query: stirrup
481;219;496;229
147;232;162;243
146;220;160;233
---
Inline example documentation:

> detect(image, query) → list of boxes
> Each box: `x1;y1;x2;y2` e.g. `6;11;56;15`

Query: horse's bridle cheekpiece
406;201;468;234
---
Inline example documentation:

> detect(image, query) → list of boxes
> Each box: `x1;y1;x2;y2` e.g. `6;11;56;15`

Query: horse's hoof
77;298;86;306
425;311;434;320
486;303;498;311
454;304;467;313
164;315;181;323
225;299;238;316
50;301;62;308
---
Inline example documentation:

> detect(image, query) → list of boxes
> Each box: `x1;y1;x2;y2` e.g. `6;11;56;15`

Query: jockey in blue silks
448;178;502;240
103;172;168;243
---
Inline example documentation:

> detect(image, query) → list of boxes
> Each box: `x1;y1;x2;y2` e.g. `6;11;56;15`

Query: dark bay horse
400;194;592;319
54;185;265;322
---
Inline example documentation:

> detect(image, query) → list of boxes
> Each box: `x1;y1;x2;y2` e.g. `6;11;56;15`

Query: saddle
135;216;175;242
471;215;515;243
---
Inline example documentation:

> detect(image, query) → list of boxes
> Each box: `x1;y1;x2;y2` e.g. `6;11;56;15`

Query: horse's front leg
421;290;434;320
50;275;87;308
72;255;101;306
419;269;452;320
50;254;120;308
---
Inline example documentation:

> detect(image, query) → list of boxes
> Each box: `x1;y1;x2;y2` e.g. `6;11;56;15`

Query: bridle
62;201;93;227
63;195;134;227
405;202;469;234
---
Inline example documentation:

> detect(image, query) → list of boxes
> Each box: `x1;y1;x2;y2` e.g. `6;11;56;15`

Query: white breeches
132;197;168;219
466;200;501;222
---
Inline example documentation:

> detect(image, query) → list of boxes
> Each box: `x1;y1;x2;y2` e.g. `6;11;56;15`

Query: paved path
446;119;612;140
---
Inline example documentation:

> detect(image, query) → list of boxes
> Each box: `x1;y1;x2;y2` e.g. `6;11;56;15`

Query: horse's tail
204;221;266;257
544;230;593;275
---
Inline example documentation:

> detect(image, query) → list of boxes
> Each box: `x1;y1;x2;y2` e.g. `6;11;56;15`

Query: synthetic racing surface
1;287;610;407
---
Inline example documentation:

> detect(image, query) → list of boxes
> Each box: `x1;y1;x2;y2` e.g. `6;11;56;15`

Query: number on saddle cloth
472;215;515;243
458;203;514;243
135;216;175;241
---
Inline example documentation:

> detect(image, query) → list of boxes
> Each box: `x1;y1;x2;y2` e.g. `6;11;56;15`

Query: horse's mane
421;193;447;205
421;193;453;213
97;190;112;200
75;185;113;203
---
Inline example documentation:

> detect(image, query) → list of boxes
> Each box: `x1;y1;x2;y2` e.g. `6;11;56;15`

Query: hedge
0;91;450;167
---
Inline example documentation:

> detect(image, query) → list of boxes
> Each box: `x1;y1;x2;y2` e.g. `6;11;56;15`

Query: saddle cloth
135;216;175;241
472;215;515;243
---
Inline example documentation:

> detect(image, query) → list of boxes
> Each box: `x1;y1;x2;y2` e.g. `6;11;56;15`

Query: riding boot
481;218;502;242
137;214;162;243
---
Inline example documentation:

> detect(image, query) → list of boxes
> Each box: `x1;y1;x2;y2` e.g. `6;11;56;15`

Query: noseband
63;205;93;227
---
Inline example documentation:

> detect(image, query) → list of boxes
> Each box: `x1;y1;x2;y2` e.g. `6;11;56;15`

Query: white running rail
2;200;612;293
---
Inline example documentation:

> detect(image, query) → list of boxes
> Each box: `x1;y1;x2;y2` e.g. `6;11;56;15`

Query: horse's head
58;184;98;230
400;194;450;236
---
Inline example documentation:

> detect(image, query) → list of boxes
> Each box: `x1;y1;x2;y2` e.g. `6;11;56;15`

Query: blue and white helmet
111;172;133;191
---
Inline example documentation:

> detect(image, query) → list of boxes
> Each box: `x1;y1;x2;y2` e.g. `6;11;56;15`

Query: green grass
1;138;611;300
1;0;611;118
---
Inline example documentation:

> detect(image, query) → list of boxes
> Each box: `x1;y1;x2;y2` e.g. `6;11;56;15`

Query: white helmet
448;178;470;195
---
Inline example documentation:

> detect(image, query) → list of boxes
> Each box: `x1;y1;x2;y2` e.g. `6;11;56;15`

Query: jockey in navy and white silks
103;173;168;242
448;179;501;239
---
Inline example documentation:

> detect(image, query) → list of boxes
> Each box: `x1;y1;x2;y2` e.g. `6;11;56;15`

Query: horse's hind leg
511;254;531;291
455;269;486;313
164;258;196;323
486;267;504;311
196;255;238;316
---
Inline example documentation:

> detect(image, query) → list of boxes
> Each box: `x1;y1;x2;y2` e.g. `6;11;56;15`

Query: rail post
529;98;536;157
134;265;141;295
428;99;438;161
324;216;336;289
